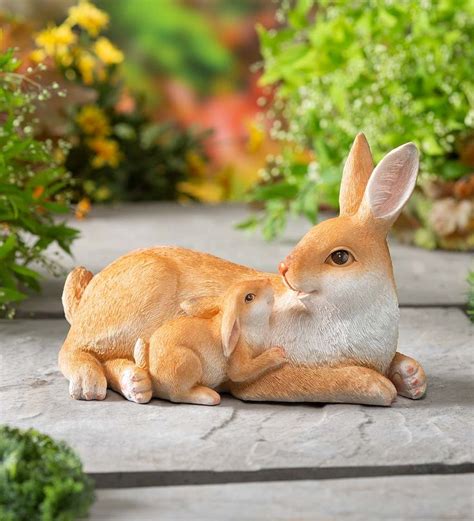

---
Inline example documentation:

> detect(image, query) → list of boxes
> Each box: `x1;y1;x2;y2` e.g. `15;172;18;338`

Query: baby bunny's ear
220;297;241;358
180;296;220;318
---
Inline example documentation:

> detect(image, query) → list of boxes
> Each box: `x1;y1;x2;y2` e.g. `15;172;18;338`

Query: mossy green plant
0;426;94;521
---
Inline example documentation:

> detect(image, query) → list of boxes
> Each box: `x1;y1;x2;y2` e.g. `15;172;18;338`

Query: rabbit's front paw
120;366;152;404
389;357;427;400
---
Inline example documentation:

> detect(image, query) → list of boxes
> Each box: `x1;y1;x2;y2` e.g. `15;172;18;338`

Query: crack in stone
254;410;278;443
358;409;374;444
395;411;413;445
0;376;55;391
200;408;237;441
245;410;281;468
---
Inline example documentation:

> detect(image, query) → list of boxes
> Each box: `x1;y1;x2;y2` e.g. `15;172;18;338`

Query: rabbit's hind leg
177;385;221;406
230;364;397;406
155;346;220;405
103;358;152;404
58;345;107;401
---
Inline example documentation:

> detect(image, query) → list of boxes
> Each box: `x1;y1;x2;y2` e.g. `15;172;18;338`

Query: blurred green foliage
244;0;474;239
0;425;94;521
98;0;233;92
0;49;78;316
32;0;210;204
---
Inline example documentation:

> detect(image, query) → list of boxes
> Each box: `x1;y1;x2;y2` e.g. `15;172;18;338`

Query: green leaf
0;235;17;259
10;264;41;280
0;287;26;303
235;215;259;231
251;183;299;201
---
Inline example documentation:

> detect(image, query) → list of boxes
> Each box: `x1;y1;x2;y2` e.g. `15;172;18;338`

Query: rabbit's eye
326;250;355;267
245;293;255;302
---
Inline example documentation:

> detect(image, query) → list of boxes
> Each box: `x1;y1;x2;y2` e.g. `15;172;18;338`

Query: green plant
244;0;474;240
0;425;94;521
33;0;210;205
0;49;78;316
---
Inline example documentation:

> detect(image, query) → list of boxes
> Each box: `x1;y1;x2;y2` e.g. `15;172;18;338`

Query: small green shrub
245;0;474;239
0;49;78;316
0;425;95;521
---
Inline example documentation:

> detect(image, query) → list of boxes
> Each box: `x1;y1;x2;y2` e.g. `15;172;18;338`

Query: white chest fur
269;272;399;374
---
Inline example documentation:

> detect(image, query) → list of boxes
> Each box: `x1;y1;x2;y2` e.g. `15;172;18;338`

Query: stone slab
17;203;472;315
90;475;474;521
1;308;472;473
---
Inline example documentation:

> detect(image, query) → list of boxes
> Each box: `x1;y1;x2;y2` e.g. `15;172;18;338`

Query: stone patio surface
1;203;473;520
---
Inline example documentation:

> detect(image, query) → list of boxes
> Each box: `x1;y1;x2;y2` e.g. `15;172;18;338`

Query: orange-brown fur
59;133;427;406
134;280;286;405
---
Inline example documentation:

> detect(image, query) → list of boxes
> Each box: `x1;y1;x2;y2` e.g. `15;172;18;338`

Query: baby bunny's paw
120;366;152;404
266;347;287;367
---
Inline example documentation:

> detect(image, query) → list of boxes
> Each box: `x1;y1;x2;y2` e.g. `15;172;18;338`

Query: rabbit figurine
59;133;427;406
133;279;286;405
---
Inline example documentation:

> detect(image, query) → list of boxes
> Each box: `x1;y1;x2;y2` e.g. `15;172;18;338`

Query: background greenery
0;49;78;317
243;0;474;247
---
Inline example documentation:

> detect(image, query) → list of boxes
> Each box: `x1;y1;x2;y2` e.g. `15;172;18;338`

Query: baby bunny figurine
134;279;286;405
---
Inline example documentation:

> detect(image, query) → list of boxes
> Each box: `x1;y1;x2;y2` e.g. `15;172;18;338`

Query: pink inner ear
367;143;419;220
228;321;240;353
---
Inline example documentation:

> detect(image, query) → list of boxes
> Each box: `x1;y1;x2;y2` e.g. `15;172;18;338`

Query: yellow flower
75;197;91;220
76;105;110;136
88;138;122;168
67;0;109;37
178;180;224;203
94;37;124;65
246;120;265;153
35;24;77;57
77;52;96;85
29;49;46;63
185;151;206;177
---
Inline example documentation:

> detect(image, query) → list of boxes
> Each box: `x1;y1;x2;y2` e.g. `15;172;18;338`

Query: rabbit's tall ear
220;297;241;358
339;132;374;216
358;142;419;230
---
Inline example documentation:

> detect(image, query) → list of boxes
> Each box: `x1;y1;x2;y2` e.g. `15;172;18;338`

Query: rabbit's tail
62;266;94;325
134;338;149;370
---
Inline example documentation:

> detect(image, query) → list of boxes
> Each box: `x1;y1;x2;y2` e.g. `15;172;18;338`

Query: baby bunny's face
240;281;274;325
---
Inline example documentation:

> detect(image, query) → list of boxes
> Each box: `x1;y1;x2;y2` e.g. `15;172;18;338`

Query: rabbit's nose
278;261;289;277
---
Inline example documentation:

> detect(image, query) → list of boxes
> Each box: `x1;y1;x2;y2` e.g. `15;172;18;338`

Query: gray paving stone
90;475;474;521
1;308;472;473
17;203;472;315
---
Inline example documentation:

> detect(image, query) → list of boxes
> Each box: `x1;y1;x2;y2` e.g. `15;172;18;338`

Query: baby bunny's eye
245;293;255;303
326;249;355;267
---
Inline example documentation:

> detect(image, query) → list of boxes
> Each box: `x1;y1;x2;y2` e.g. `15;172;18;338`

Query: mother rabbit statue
59;133;427;406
